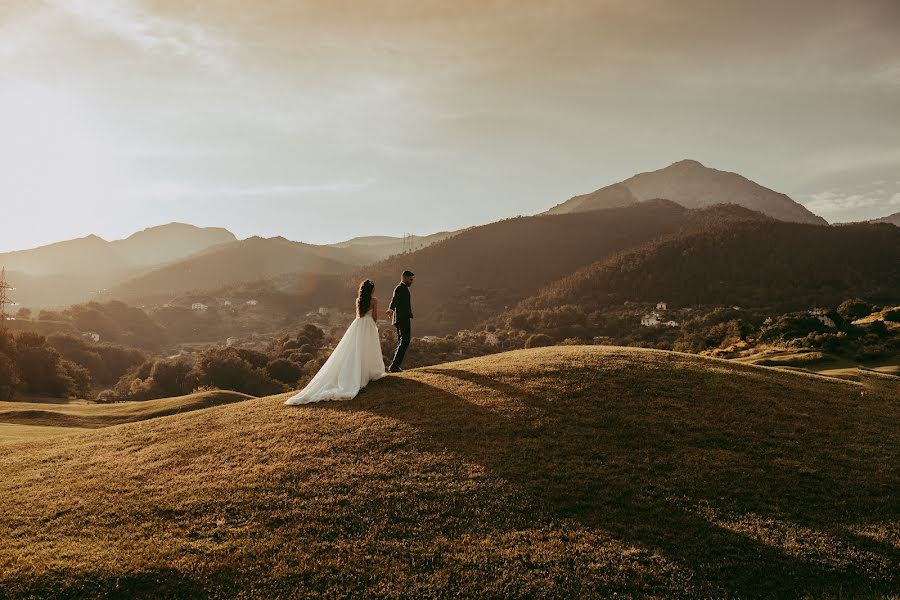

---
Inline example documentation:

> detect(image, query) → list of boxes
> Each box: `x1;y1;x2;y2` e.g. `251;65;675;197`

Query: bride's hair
356;279;375;317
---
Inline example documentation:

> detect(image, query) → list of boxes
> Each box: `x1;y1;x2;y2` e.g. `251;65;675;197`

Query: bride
285;279;386;405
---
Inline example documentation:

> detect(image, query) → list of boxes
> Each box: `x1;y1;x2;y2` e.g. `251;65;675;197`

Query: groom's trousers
390;320;411;370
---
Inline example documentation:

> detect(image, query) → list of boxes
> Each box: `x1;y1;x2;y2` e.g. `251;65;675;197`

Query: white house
656;301;668;311
226;336;239;347
317;306;329;315
420;335;442;343
484;332;500;346
222;300;233;307
191;302;208;311
641;313;661;327
664;320;680;328
245;299;259;307
82;331;100;342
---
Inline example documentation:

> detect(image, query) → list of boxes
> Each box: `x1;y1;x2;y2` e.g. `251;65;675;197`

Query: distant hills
1;224;454;309
109;223;236;266
327;231;460;264
0;224;236;309
360;201;771;334
871;211;900;226
503;220;900;318
108;236;358;304
5;160;900;323
545;159;828;225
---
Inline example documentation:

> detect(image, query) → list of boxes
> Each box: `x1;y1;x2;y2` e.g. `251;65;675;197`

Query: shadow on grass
326;368;899;598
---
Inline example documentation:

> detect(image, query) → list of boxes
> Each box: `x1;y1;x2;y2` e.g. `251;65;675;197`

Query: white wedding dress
284;308;386;405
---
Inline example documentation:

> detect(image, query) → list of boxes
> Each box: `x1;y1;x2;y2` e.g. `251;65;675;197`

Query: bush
884;309;900;323
266;358;304;385
837;298;872;321
525;334;554;349
191;347;284;396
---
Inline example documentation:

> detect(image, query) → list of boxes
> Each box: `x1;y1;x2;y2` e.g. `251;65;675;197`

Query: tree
266;358;304;385
0;353;19;400
191;347;284;396
15;307;31;320
837;298;872;321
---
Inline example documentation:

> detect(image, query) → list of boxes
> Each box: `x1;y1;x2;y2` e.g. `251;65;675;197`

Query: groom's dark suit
388;282;413;371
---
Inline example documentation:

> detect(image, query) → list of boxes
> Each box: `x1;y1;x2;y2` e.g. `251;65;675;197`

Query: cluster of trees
0;330;145;400
33;300;168;351
520;221;900;314
107;325;329;402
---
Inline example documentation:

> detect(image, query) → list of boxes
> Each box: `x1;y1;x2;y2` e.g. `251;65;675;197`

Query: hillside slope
546;159;827;225
109;237;358;304
871;211;900;226
0;390;252;431
0;347;897;598
360;201;768;334
510;220;900;313
0;224;238;309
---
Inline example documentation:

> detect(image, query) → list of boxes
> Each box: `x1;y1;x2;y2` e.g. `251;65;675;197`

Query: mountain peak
669;158;706;169
544;160;827;225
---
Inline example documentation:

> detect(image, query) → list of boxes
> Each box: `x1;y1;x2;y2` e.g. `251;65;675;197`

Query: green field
0;346;898;598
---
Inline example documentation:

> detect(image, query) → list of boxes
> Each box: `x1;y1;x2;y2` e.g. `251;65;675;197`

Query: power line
0;267;13;330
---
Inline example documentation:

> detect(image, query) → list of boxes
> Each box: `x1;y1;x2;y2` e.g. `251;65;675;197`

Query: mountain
0;224;239;309
361;200;771;334
109;222;236;266
328;230;460;263
0;234;132;278
1;346;896;597
545;159;828;225
508;220;900;316
109;236;359;304
871;211;900;226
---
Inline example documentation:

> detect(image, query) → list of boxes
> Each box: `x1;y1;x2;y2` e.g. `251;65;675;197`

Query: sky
1;0;899;252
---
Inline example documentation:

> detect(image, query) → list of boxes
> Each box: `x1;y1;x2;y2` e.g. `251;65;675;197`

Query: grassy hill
0;390;251;432
0;347;897;598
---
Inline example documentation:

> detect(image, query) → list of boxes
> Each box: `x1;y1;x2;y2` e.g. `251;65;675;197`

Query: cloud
805;189;900;222
47;0;231;71
137;178;377;201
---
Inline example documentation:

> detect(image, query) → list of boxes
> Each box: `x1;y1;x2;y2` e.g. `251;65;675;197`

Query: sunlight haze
1;0;899;251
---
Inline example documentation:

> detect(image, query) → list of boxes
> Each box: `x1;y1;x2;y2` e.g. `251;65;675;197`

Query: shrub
266;358;304;385
525;334;554;349
837;298;872;321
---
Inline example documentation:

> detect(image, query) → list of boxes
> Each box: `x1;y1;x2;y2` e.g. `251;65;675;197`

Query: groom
386;270;414;373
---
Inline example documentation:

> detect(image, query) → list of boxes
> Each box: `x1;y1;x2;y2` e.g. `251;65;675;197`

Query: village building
656;301;668;311
245;299;259;307
81;331;100;342
191;302;208;311
641;312;662;327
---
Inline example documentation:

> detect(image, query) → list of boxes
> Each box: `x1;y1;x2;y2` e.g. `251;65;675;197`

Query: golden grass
0;390;253;431
0;346;897;598
0;423;90;445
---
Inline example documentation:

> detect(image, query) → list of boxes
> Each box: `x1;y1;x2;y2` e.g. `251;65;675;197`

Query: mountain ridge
545;159;828;225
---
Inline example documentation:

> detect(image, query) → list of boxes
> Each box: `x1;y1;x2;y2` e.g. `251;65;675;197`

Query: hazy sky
1;0;899;252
